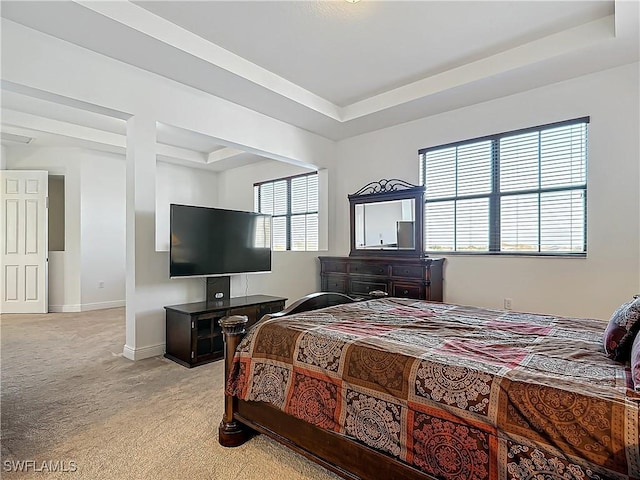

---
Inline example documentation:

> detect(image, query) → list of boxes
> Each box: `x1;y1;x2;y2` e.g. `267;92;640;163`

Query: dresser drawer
319;256;444;303
349;262;388;276
322;261;348;274
391;265;424;279
392;283;422;299
323;275;347;292
350;280;388;296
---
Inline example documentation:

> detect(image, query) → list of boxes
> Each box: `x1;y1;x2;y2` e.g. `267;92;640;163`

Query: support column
123;115;156;361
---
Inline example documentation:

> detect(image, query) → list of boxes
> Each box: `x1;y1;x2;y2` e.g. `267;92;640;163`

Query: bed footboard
268;292;356;318
218;292;356;448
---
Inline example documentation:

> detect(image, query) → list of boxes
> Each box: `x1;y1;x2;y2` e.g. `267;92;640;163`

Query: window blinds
420;118;588;255
254;172;319;251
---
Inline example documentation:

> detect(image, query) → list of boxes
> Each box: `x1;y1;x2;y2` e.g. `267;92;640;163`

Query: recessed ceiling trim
156;143;207;164
3;0;634;143
207;147;243;164
1;79;132;120
343;15;615;121
0;132;33;144
74;0;341;121
1;123;126;154
2;109;125;147
2;109;248;167
73;1;617;126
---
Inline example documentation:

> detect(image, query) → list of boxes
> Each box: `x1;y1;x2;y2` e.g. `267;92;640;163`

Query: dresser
319;256;444;301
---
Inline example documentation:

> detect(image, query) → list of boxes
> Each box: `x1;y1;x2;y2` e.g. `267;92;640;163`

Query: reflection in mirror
348;180;425;257
355;199;415;250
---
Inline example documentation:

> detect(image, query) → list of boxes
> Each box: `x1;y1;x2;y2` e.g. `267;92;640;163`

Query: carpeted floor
0;308;338;479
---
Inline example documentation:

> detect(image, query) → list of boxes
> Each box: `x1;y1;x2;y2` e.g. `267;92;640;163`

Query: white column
123;115;156;360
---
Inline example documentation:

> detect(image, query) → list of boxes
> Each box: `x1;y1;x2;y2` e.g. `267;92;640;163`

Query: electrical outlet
504;298;512;310
98;281;104;289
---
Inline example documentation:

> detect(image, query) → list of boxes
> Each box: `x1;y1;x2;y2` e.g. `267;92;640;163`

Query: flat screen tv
170;204;272;278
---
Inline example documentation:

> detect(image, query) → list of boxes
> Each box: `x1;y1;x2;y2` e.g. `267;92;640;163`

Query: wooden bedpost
218;314;250;447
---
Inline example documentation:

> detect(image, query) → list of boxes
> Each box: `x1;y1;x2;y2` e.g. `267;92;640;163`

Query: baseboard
49;304;82;313
49;300;125;313
81;300;125;311
123;343;165;361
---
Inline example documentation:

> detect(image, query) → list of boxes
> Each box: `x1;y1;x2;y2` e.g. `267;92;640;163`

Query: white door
1;170;48;313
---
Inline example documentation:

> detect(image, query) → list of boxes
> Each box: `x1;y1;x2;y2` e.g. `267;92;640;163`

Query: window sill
426;251;586;259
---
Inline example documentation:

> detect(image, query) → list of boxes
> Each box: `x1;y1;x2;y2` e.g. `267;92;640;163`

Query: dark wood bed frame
218;292;436;480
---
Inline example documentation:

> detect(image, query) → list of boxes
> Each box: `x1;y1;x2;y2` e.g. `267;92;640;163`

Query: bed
218;293;640;480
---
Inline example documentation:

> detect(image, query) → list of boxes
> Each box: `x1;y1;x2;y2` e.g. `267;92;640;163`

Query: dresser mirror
349;179;425;257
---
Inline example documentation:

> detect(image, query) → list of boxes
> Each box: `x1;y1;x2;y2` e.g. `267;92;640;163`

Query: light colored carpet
0;308;338;479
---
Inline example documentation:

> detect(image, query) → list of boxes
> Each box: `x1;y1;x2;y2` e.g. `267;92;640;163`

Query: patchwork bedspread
226;298;640;480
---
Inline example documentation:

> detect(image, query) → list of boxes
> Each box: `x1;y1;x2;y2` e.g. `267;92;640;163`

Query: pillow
631;333;640;391
603;296;640;362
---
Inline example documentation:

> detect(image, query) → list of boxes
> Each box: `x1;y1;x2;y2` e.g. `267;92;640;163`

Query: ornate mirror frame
348;179;425;257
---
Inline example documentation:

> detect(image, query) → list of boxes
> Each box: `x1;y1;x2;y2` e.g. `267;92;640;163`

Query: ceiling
1;0;639;171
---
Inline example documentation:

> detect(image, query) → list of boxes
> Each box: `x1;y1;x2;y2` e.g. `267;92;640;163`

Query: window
419;117;588;255
254;172;319;251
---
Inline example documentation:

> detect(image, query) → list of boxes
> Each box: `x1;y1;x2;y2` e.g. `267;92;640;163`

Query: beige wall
216;64;639;320
6;148;82;311
333;63;640;320
218;160;322;304
2;20;336;359
0;146;7;170
4;19;637;331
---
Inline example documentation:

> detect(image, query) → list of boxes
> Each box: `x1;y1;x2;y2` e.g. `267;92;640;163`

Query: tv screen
170;204;272;278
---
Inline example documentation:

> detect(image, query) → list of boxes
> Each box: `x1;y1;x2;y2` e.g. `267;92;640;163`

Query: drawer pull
403;289;409;295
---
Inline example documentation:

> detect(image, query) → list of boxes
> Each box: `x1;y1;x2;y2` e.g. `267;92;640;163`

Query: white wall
2;20;335;359
0;145;7;169
156;162;219;252
218;160;323;304
334;63;640;320
80;151;126;310
7;148;128;312
4;148;224;316
5;18;635;359
153;160;219;301
1;20;334;169
7;147;83;312
122;159;222;360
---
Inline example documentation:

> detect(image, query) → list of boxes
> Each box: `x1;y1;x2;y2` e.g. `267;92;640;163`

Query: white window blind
420;118;588;255
254;172;319;251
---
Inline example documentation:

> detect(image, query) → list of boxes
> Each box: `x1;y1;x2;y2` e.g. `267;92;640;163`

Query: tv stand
164;294;286;368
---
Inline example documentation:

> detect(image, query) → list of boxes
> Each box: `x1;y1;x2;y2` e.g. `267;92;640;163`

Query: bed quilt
226;298;640;480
